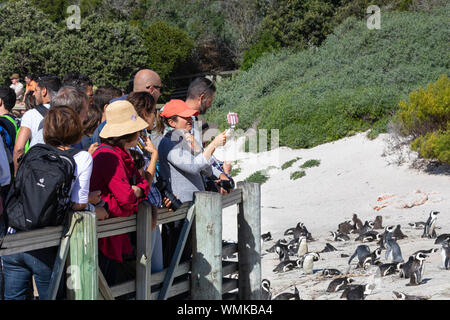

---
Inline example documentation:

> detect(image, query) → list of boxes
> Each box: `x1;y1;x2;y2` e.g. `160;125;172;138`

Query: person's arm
143;136;158;184
13;126;31;176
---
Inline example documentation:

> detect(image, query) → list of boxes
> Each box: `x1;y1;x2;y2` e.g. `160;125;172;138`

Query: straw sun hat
100;100;149;138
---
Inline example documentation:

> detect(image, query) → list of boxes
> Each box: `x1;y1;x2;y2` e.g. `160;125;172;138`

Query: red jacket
90;144;150;262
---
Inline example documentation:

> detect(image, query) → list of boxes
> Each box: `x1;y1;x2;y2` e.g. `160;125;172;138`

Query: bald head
133;69;162;102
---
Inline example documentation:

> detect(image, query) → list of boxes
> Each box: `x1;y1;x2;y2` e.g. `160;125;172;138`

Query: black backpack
3;143;79;232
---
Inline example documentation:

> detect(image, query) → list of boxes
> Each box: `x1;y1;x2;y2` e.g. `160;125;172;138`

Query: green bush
206;6;450;149
230;167;241;177
245;170;269;184
241;32;280;71
281;157;301;170
396;75;450;164
290;171;306;180
300;159;321;168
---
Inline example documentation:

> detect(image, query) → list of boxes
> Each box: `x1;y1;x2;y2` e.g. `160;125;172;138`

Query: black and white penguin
355;231;380;243
441;239;450;270
284;223;303;236
273;259;302;273
392;291;428;300
406;252;427;286
413;248;439;255
321;243;338;253
338;221;353;235
348;245;371;265
326;277;354;292
261;232;272;242
275;244;290;261
272;286;301;300
296;236;308;257
434;233;450;245
393;224;408;240
302;252;320;274
372;215;383;229
377;262;402;277
330;231;350;241
261;279;272;300
340;284;374;300
422;211;439;239
399;256;414;278
385;232;404;263
409;222;426;229
266;239;288;253
322;268;342;278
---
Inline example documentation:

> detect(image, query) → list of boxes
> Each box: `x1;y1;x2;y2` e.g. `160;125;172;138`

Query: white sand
217;131;450;300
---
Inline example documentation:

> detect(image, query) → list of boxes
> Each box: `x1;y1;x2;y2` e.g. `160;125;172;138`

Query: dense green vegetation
396;75;450;164
281;157;301;170
245;170;269;184
290;171;306;180
300;160;321;169
207;5;450;151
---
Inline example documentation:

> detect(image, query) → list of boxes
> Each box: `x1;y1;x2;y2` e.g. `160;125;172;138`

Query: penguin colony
259;210;449;300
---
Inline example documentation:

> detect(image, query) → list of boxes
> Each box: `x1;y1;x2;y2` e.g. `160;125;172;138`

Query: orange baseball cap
160;99;199;118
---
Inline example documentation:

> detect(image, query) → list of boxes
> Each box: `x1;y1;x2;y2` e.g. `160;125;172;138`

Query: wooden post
191;192;223;300
136;201;152;300
237;182;261;299
68;211;98;300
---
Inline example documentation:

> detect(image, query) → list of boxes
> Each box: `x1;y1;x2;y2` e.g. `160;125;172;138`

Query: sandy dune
218;132;450;300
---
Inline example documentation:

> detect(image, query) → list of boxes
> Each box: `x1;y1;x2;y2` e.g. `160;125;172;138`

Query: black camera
216;178;235;193
155;179;183;211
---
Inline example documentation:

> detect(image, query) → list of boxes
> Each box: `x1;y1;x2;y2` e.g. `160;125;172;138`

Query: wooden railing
0;181;261;300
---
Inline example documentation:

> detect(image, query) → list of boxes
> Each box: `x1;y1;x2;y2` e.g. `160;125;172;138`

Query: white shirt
20;103;50;147
0;138;11;186
71;150;93;204
10;82;24;100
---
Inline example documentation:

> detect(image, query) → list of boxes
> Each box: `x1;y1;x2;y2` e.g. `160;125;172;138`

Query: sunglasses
146;84;164;92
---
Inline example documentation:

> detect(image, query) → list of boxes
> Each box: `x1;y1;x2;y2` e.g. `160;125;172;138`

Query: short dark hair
129;149;145;170
186;77;216;100
44;106;83;147
100;132;138;149
94;85;122;113
36;75;61;99
0;86;17;111
126;91;156;119
52;86;88;115
24;90;36;111
25;74;34;80
62;73;93;93
83;106;102;136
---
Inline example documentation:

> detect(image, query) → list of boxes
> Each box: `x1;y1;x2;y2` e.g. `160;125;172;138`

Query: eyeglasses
146;84;164;92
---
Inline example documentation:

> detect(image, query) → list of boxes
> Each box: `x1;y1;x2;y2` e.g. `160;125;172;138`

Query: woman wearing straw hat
89;100;151;286
158;99;228;266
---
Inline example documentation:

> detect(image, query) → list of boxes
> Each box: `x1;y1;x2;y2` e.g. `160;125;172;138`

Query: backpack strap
36;105;49;130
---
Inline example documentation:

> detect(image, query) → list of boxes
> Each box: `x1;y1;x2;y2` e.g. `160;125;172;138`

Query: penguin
422;211;439;239
392;291;428;300
326;277;354;292
330;231;350;242
356;231;380;243
434;233;450;245
322;268;342;278
441;239;450;270
348;245;371;265
296;236;308;257
399;256;414;279
295;225;314;242
357;256;375;270
261;279;272;300
321;243;338;253
377;262;402;277
266;239;288;253
272;286;301;300
378;225;396;249
261;232;272;242
393;224;407;240
273;259;302;273
302;252;320;275
340;284;374;300
413;248;439;255
372;215;383;229
275;244;290;261
357;221;373;235
385;232;404;263
338;221;353;235
352;214;364;233
409;222;426;229
406;252;427;286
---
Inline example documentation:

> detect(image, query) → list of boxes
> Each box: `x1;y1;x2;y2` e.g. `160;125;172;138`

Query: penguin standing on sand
441;239;450;270
302;252;320;274
352;214;364;233
326;277;354;292
372;215;383;229
422;211;439;239
297;236;308;257
406;252;427;286
348;245;371;265
393;224;407;240
385;231;404;263
261;279;272;300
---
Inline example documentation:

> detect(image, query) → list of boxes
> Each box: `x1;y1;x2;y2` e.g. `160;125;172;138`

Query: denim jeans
2;247;57;300
151;226;163;274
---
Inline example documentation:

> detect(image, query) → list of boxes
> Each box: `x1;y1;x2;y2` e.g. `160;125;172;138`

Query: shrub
230;167;241;177
300;159;321;168
290;170;306;180
241;32;280;71
411;129;450;164
206;6;450;149
281;157;301;170
245;170;269;184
